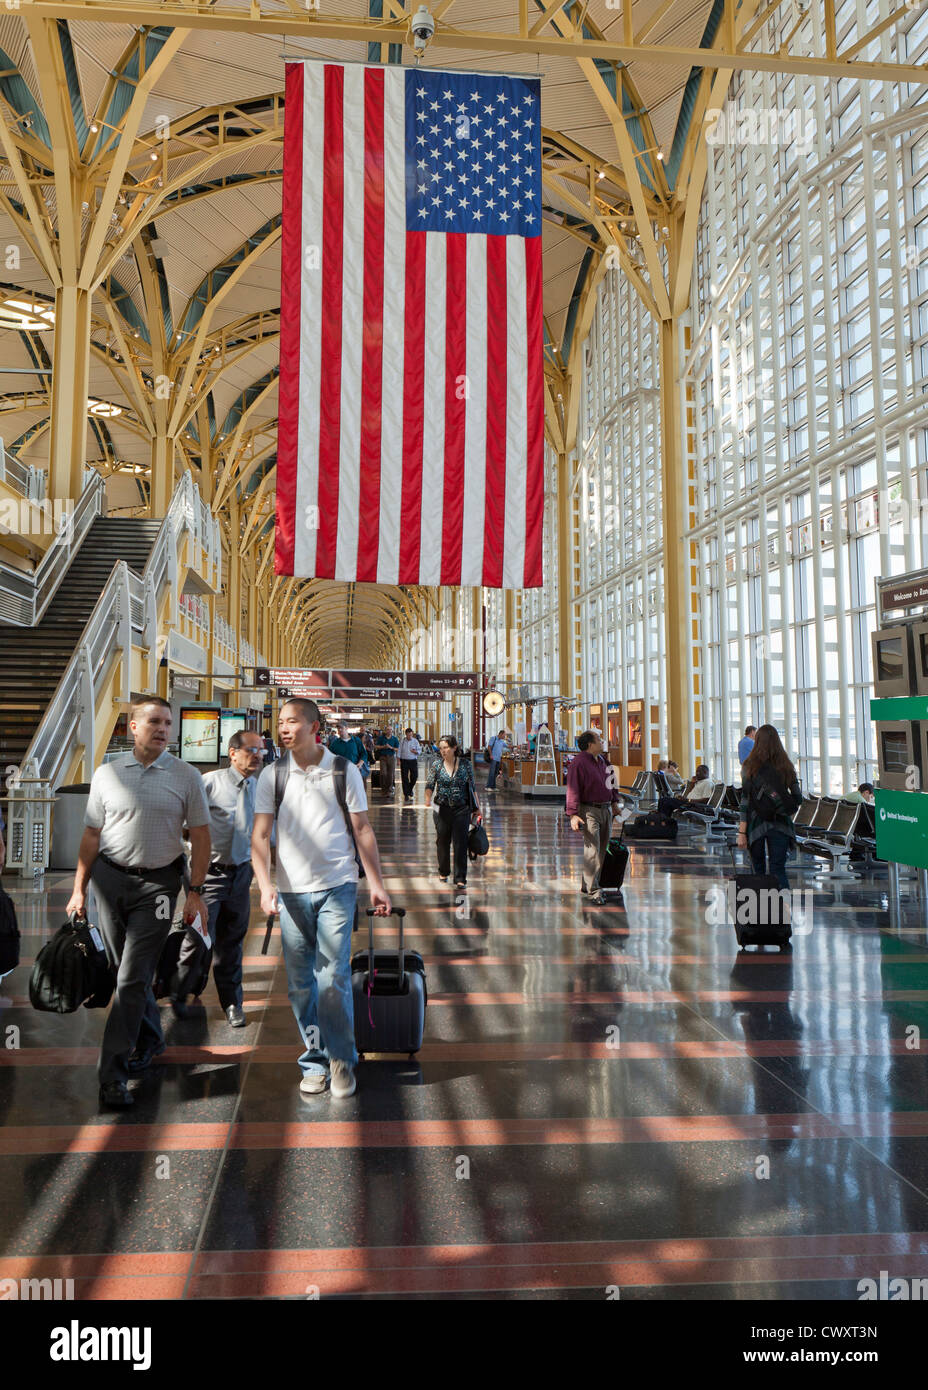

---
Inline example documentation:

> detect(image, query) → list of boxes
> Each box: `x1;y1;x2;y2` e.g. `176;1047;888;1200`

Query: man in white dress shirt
398;727;422;802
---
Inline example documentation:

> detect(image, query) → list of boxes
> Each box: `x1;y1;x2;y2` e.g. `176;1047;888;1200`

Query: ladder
534;726;558;787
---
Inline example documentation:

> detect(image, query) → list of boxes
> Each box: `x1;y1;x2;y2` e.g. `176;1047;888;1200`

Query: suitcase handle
366;906;405;982
261;913;276;956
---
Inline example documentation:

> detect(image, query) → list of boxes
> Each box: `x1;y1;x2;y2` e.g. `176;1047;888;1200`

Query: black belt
98;852;184;878
211;860;250;873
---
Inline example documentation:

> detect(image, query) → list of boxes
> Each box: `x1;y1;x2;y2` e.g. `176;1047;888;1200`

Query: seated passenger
845;782;874;805
658;765;714;818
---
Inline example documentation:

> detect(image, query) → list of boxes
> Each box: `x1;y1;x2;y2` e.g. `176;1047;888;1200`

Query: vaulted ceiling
0;1;921;664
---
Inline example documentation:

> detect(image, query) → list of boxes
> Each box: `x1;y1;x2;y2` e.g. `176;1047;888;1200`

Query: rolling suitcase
598;827;628;893
727;845;791;951
351;907;427;1058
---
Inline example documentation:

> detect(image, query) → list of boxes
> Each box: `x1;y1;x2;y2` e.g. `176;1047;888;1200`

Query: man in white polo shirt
67;695;212;1110
251;697;391;1100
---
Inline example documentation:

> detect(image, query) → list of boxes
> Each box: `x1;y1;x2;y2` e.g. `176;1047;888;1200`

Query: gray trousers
578;802;614;892
90;856;183;1085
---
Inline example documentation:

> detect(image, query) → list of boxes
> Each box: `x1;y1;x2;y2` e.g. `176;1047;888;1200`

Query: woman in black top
425;735;480;888
737;725;802;890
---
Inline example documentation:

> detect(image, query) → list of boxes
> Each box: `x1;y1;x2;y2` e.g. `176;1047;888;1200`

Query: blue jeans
278;881;359;1073
487;758;501;789
750;829;791;892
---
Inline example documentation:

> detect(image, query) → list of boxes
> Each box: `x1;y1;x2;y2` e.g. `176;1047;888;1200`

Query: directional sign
331;670;406;689
270;668;329;689
406;671;479;689
255;667;270;686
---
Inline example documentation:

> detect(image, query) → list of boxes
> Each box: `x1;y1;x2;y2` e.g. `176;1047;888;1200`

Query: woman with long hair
738;725;802;890
424;735;480;888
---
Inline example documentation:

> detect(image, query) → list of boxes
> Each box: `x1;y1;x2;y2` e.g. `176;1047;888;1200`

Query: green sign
874;788;928;868
870;696;928;721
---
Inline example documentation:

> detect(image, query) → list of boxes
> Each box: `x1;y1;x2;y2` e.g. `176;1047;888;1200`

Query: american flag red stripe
276;61;545;588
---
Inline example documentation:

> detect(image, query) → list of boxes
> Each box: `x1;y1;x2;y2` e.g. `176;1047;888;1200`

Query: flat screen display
180;707;221;764
880;729;910;772
876;637;903;683
219;710;247;749
919;631;928;680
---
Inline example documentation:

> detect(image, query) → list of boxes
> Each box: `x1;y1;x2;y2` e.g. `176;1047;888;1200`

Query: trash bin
49;784;91;871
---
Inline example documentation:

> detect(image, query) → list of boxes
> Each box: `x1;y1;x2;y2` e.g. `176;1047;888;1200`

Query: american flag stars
405;70;541;237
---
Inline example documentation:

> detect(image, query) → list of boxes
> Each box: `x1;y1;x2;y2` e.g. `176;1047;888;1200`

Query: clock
483;689;505;716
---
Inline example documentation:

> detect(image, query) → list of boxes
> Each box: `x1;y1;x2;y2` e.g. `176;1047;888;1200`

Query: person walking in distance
398;727;422;801
174;729;265;1026
66;696;212;1110
375;725;400;796
737;724;802;892
485;729;510;791
251;698;392;1100
738;725;757;765
424;735;480;889
566;730;622;905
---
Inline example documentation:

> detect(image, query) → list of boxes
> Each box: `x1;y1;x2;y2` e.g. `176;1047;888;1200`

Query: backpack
29;915;114;1013
274;753;366;879
0;885;20;976
749;766;799;823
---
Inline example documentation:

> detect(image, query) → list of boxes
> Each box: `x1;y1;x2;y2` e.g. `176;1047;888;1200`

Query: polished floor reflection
2;778;928;1299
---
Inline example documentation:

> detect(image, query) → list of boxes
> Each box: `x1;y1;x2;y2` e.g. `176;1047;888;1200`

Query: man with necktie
175;729;264;1026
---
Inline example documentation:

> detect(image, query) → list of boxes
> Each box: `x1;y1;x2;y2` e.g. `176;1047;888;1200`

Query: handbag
467;820;489;861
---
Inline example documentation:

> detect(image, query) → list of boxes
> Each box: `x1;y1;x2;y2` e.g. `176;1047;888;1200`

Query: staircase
0;517;162;781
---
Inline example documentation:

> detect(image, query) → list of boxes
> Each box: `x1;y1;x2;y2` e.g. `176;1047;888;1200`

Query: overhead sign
875;787;928;869
406;671;479;689
878;573;928;615
871;697;928;721
255;668;480;695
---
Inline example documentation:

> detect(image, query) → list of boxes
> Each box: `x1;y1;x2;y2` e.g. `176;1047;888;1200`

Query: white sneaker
330;1059;357;1099
299;1071;328;1095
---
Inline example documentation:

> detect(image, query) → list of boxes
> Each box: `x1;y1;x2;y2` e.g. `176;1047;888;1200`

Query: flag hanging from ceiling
275;61;544;588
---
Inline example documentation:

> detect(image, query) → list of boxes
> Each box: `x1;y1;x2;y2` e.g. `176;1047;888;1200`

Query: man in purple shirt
566;730;621;904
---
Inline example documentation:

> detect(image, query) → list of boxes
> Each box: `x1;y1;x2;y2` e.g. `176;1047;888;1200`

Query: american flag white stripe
376;69;407;587
461;232;488;585
502;236;527;591
418;233;447;587
293;62;325;578
335;65;365;582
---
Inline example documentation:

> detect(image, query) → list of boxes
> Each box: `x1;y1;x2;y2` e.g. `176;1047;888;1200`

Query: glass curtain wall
574;267;665;755
687;0;928;793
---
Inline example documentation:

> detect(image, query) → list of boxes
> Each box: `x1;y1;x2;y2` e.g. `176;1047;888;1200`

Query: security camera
411;5;435;48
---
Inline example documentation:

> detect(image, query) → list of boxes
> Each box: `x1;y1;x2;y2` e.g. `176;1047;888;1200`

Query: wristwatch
189;883;206;894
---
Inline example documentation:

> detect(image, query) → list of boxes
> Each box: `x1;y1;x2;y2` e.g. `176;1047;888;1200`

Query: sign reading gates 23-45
875;788;928;869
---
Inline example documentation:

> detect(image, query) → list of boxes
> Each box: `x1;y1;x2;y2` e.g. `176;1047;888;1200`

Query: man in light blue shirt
738;725;757;764
175;729;264;1027
486;730;510;790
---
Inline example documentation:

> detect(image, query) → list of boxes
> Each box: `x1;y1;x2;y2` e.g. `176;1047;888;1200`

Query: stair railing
0;470;104;626
5;468;224;875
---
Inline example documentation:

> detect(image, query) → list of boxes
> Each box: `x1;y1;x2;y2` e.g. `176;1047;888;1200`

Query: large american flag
275;61;544;588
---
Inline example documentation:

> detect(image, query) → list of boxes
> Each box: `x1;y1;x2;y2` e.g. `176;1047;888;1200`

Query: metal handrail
6;467;223;874
0;471;104;626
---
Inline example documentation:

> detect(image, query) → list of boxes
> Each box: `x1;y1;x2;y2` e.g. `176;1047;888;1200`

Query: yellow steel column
150;430;176;519
659;315;693;766
48;285;91;504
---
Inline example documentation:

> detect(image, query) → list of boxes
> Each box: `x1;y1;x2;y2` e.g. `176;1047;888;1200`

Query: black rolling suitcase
727;845;791;951
351;907;427;1058
598;827;628;893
